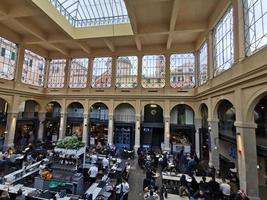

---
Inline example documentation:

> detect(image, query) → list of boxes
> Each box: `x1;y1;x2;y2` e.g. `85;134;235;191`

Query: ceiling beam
0;23;22;43
14;19;69;56
0;3;9;16
124;0;142;51
167;0;180;50
15;18;47;41
0;5;39;21
48;43;69;56
104;39;115;52
135;36;142;51
77;42;91;55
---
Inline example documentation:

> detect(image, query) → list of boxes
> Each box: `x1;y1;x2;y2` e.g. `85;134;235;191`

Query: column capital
234;121;257;129
135;114;141;121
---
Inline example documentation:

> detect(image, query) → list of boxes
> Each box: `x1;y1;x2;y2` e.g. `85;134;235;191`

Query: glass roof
49;0;129;27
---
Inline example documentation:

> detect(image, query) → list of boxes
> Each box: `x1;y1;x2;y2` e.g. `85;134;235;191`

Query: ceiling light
150;104;157;108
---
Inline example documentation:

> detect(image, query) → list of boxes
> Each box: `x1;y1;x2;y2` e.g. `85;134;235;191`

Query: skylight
49;0;129;27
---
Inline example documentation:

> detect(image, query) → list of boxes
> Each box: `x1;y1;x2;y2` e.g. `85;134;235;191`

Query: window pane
69;58;88;88
48;59;66;88
198;42;208;85
170;53;195;88
243;0;267;55
92;57;112;88
142;55;165;88
0;36;17;80
213;6;234;76
22;49;45;86
116;56;138;88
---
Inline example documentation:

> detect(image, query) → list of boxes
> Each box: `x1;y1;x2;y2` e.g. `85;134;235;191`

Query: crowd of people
137;148;249;200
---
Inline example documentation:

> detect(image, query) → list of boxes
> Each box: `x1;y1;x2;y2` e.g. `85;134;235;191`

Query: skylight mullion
79;4;88;20
81;0;94;20
98;0;108;18
113;0;120;17
102;0;111;17
87;0;98;19
118;0;125;17
92;0;102;19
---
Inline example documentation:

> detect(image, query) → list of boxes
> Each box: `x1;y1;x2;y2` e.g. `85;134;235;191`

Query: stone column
164;116;170;151
165;53;171;89
59;112;67;140
37;113;46;141
44;60;50;88
4;113;18;149
235;122;259;200
233;0;246;61
15;46;25;83
108;113;114;145
207;31;214;79
194;118;202;158
137;55;142;89
111;56;116;88
82;113;88;145
134;115;141;151
63;59;70;89
208;119;219;170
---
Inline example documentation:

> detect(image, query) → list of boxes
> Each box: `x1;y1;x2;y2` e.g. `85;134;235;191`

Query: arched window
116;56;138;88
142;55;165;88
198;42;208;85
92;57;112;88
69;58;88;88
213;6;234;76
48;59;66;88
0;36;17;80
22;49;46;86
243;0;267;55
170;53;195;88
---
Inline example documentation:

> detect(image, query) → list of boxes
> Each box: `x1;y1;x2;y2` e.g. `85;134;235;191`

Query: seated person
144;190;159;200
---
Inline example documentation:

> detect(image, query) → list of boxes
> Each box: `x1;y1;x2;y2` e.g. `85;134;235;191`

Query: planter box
54;146;85;156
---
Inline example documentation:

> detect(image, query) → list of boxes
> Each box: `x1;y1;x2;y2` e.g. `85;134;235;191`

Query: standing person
220;178;231;199
88;164;98;186
102;155;109;174
91;152;98;164
125;162;131;180
121;179;130;200
115;179;123;200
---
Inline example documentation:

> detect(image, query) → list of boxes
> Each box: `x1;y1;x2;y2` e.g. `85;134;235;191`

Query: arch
46;101;62;109
198;103;208;118
66;101;85;109
0;97;10;109
18;99;40;113
200;103;208;128
216;100;235;121
170;104;195;125
114;103;135;112
246;88;267;122
114;103;136;123
143;103;164;123
113;101;136;113
170;103;195;114
89;101;111;112
212;97;235;120
67;102;84;109
89;102;109;121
